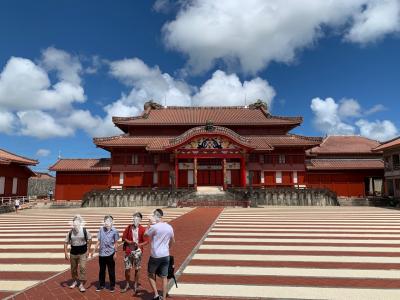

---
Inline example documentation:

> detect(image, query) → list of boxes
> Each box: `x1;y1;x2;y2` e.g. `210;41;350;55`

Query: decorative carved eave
165;125;255;151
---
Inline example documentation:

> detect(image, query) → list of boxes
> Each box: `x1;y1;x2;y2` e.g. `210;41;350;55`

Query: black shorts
148;256;169;277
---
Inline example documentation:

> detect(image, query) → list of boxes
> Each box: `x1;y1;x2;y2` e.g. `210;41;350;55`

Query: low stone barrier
0;205;14;214
229;187;339;206
82;188;195;207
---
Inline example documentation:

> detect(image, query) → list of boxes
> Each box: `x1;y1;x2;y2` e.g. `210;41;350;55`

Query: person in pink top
145;208;175;300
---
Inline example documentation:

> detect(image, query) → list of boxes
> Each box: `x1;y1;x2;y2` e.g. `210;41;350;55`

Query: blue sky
0;0;399;172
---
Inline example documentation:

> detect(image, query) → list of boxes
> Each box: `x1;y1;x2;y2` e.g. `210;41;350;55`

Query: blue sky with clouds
0;0;400;172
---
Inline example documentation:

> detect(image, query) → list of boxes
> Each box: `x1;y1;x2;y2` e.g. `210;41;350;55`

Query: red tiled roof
94;135;173;150
373;136;400;152
0;148;37;165
112;106;303;126
259;134;322;148
307;135;380;155
34;172;54;179
307;159;384;170
49;159;110;172
94;132;322;151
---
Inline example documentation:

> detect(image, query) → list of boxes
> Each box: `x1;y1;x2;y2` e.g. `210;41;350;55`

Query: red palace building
50;100;384;202
0;148;38;198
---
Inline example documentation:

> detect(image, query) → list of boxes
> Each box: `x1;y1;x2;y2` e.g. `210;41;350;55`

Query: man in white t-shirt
145;209;174;300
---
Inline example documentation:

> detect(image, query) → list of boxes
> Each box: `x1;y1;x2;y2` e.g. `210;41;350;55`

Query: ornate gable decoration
205;120;215;131
183;136;240;150
249;99;268;112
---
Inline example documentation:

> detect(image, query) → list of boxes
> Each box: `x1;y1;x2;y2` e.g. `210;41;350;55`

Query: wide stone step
177;199;250;207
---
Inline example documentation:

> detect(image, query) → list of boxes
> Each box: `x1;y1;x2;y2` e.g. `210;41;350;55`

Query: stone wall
82;187;338;207
229;187;339;206
28;178;55;197
82;188;195;207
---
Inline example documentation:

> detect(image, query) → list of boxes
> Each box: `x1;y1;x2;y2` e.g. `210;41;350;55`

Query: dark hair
133;212;143;219
154;208;163;217
104;215;113;221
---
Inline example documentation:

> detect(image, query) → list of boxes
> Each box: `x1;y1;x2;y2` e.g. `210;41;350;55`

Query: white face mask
152;213;161;223
72;220;81;231
132;217;141;227
104;219;112;230
149;215;156;225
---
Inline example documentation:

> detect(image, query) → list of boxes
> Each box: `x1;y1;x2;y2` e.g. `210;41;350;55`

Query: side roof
93;132;322;152
49;158;110;172
307;159;383;170
0;148;38;165
307;135;381;155
373;136;400;152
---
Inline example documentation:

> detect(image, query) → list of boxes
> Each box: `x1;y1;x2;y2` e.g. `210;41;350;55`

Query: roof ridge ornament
143;100;163;111
205;120;215;131
249;99;268;111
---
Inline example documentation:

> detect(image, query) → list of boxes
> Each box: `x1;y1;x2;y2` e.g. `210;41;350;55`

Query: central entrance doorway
197;158;223;186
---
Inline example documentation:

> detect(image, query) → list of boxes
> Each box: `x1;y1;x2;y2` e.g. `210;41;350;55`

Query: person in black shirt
64;215;92;292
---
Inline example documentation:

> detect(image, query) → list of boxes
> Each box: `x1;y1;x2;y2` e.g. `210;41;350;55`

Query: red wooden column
175;155;179;188
222;158;227;190
194;157;198;190
240;156;246;188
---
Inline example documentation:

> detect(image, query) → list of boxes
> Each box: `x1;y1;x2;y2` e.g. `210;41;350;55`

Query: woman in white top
14;199;20;213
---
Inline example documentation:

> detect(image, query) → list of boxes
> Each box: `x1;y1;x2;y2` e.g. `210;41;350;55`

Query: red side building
0;148;38;198
306;136;384;197
50;100;384;201
373;136;400;199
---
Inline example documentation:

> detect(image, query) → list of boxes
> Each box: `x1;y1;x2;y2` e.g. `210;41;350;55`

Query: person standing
14;198;20;213
121;212;148;294
48;189;53;201
145;209;175;300
91;215;119;292
64;215;92;292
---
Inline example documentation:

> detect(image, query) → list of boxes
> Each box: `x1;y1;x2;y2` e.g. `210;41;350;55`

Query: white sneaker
69;281;78;289
79;284;86;292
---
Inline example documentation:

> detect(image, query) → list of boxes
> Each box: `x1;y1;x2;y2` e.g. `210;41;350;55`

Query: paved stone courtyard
1;206;400;299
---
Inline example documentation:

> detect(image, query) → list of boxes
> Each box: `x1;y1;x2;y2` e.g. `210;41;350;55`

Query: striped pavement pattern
0;207;191;298
169;207;400;300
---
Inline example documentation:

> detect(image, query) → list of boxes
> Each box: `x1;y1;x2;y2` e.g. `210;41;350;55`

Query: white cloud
153;0;175;13
310;97;356;135
110;58;192;107
365;104;387;115
356;119;398;141
192;70;275;107
311;97;398;141
338;98;362;118
0;54;85;112
162;0;400;73
40;47;82;85
345;0;400;43
0;52;272;139
36;149;51;157
17;110;74;139
0;110;16;134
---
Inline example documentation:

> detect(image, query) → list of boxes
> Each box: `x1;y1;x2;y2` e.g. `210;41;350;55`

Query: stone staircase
177;186;250;207
338;196;391;207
